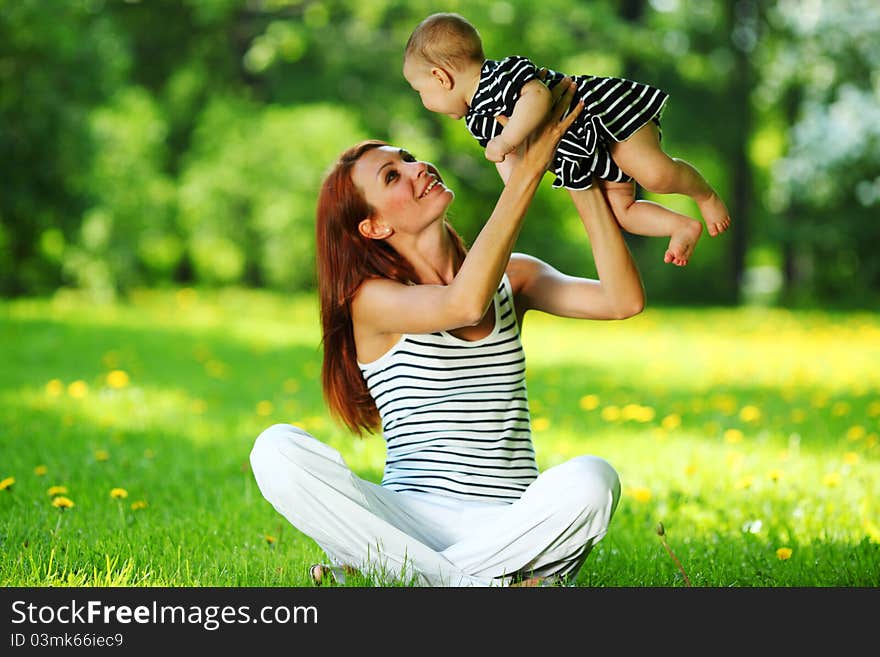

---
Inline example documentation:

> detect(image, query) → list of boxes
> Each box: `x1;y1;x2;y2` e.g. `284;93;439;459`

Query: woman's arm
353;79;583;337
510;183;646;320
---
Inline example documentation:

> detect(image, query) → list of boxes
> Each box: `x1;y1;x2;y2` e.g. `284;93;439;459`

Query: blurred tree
178;98;367;289
1;0;874;307
759;0;880;306
0;0;127;295
63;87;178;301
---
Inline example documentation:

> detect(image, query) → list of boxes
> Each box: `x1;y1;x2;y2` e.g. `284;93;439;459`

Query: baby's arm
485;79;553;163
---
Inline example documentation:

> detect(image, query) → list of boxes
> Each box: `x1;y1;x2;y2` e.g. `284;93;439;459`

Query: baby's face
403;58;469;120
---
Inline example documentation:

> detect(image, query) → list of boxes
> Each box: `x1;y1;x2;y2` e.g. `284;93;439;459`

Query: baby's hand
485;136;515;163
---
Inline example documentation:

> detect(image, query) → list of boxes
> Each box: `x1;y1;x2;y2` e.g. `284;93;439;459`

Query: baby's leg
609;123;731;237
580;180;702;266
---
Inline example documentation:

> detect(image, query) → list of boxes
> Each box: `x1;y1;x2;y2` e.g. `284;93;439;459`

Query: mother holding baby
249;71;645;586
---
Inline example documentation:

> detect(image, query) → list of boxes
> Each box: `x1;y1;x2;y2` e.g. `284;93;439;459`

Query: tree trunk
726;0;757;304
780;85;803;304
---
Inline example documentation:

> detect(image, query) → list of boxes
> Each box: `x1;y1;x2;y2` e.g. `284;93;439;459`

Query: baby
403;13;731;266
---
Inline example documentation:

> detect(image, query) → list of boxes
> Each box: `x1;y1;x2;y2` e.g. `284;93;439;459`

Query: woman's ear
431;66;454;90
358;218;393;240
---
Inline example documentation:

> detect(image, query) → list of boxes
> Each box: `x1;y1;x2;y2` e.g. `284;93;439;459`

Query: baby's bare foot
698;192;731;237
664;220;703;267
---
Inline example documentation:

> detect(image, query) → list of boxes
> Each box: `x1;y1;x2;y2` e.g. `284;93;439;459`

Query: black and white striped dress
465;56;669;190
358;275;539;502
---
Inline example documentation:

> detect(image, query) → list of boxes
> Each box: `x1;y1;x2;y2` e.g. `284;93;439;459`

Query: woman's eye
385;170;398;184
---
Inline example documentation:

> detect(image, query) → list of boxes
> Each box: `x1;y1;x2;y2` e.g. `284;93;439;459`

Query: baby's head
403;13;485;119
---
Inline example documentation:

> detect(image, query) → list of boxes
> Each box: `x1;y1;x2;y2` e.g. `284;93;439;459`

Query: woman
249;79;645;587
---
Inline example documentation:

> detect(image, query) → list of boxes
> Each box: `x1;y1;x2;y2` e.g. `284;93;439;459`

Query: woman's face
351;146;454;234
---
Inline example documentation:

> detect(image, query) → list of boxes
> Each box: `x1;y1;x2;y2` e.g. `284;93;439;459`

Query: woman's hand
496;76;582;178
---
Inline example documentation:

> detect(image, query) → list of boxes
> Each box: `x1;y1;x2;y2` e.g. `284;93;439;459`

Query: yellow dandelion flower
52;496;75;509
868;401;880;417
600;405;621;421
831;401;850;417
45;379;64;396
734;475;754;490
626;486;652;503
130;500;148;511
867;434;878;449
843;452;860;465
724;428;744;444
205;360;228;379
110;488;128;499
256;400;274;416
283;379;300;394
106;369;130;389
578;394;599;411
94;449;110;462
33;465;48;476
863;519;880;543
264;535;276;544
846;426;866;442
711;394;738;415
811;392;828;408
635;406;655;422
0;477;15;491
739;405;761;422
684;463;698;476
531;417;551;432
776;547;793;560
823;472;841;487
790;409;806;423
67;380;88;399
767;469;785;482
661;414;681;431
622;404;650;421
47;485;68;496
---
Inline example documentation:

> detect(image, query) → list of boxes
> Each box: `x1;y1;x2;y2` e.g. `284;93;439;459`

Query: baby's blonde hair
404;13;485;71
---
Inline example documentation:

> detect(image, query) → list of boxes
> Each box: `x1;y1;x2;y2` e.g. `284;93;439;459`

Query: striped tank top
357;274;538;502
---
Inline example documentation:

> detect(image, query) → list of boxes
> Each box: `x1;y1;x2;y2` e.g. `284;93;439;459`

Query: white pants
250;423;621;587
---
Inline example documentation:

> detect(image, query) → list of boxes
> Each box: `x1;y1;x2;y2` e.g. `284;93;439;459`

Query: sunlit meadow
1;288;878;586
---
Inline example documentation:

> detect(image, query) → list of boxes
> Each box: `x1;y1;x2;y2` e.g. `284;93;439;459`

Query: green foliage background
2;0;878;306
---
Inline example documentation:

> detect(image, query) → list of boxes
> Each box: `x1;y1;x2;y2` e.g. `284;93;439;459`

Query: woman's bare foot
664;220;703;267
510;575;545;587
697;191;731;237
309;563;360;585
308;563;330;585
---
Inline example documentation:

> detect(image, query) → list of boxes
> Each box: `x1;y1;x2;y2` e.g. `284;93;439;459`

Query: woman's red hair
315;140;466;436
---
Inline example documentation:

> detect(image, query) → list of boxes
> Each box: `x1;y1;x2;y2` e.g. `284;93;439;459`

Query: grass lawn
1;287;878;586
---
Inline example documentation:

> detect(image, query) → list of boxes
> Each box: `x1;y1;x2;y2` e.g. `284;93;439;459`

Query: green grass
1;287;878;587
